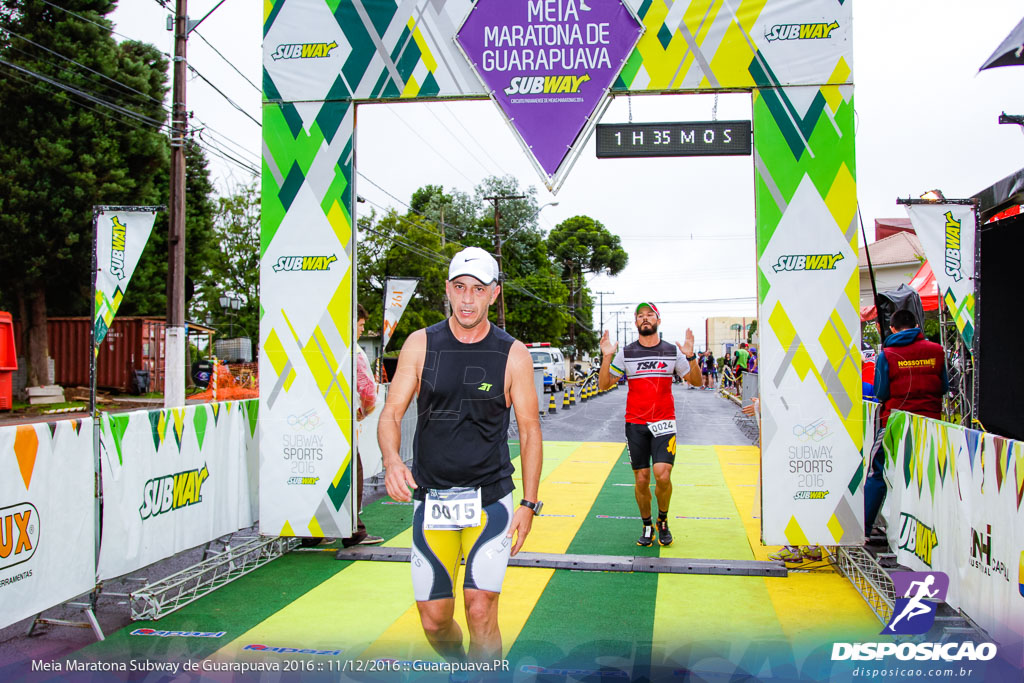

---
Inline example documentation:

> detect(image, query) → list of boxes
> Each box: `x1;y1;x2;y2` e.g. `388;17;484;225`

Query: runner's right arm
598;330;622;391
379;328;426;502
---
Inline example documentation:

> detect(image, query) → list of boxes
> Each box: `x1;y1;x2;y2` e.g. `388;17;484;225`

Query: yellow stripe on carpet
661;445;754;560
655;445;783;655
715;445;882;648
361;442;624;661
209;442;621;664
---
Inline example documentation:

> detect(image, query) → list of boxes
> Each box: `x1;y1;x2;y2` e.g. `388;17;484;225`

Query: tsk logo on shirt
634;360;668;372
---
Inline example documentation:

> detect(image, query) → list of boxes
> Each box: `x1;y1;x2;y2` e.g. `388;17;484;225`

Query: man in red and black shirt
598;302;702;547
864;309;947;536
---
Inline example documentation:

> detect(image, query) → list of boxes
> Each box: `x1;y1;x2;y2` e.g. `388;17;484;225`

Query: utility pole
165;0;188;408
483;194;524;329
439;200;450;318
595;290;613;335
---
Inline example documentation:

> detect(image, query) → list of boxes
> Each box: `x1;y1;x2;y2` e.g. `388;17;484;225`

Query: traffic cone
548;393;557;414
562;388;571;410
569;386;577;406
579;383;587;402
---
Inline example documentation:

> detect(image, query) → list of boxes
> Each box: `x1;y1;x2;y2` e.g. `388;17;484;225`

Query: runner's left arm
674;328;702;386
506;340;542;556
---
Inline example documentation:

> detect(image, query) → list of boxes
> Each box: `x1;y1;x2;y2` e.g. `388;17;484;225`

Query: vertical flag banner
382;277;420;350
94;208;158;346
904;203;978;346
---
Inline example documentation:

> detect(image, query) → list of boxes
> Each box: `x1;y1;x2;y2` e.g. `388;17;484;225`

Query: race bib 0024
648;419;676;437
424;487;482;531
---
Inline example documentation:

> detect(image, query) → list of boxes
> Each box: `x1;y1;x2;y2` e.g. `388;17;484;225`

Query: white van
527;343;566;393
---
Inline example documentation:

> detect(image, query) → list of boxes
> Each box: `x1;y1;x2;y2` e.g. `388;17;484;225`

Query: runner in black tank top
413;320;516;504
377;246;543;669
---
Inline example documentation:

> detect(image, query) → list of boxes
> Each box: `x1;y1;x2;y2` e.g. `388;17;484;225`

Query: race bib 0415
424;487;482;531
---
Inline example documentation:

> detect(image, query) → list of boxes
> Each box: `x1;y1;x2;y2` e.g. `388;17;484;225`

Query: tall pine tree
0;0;168;384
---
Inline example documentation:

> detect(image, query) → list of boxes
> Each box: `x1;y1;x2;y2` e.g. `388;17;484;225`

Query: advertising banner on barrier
382;277;420;350
97;401;259;580
94;207;158;347
904;203;977;346
884;411;1024;667
0;419;94;630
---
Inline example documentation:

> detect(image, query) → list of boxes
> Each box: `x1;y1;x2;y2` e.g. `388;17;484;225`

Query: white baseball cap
448;247;499;284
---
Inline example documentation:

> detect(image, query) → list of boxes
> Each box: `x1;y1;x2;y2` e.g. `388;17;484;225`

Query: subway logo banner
97;401;259;580
94;208;158;348
904;203;977;347
0;420;94;630
882;411;1024;667
262;0;857;544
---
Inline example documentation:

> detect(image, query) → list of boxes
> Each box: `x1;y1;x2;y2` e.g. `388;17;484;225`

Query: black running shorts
625;421;677;470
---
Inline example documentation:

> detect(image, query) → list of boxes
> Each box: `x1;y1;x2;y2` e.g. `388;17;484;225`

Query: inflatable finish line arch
260;0;862;547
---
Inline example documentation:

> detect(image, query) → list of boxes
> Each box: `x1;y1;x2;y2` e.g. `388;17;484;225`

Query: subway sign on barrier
595;121;752;158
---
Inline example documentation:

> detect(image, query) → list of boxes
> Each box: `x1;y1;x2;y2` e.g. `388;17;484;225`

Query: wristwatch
686;354;697;362
519;499;543;515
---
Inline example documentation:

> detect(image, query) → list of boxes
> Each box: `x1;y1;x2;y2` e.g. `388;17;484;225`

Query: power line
193;29;260;94
0;65;162;135
382;104;475;185
423;105;493;177
0;57;169;130
187;63;260;127
39;0;141;43
2;27;170;111
356;171;493;240
440;102;506;173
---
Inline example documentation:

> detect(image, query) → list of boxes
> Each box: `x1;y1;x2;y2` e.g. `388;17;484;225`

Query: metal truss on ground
829;545;895;625
130;536;298;621
830;545;991;644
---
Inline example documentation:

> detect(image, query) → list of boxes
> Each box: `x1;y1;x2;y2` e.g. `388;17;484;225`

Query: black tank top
413;320;516;505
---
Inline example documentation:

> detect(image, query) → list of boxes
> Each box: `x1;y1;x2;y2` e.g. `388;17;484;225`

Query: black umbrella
980;15;1024;70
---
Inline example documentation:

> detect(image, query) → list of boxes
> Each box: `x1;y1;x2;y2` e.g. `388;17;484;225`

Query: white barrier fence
883;410;1024;667
0;419;95;628
97;401;260;580
0;400;259;631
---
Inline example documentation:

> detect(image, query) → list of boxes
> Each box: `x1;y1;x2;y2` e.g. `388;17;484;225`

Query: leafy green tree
357;208;451;351
190;180;260;344
0;0;169;384
546;215;628;359
120;140;219;321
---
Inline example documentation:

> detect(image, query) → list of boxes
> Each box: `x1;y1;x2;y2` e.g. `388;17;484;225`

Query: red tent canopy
860;260;939;322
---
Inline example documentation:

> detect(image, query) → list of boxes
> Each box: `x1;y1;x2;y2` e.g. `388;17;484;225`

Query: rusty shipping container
14;317;167;393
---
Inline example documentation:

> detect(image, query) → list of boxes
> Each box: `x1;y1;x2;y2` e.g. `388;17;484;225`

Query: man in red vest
864;309;947;537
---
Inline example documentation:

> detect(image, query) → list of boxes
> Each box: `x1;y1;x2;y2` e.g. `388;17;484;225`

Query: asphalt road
527;381;754;446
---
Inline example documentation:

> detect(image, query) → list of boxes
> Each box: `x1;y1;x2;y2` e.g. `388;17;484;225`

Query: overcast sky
110;1;1024;349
